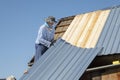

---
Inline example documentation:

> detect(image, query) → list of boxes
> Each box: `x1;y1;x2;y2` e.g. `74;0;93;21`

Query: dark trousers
35;44;48;63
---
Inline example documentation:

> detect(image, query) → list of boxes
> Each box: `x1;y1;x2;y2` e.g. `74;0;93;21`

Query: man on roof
35;16;57;62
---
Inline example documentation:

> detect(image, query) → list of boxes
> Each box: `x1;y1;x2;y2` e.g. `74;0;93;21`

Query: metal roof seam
30;41;67;80
105;7;120;54
36;43;71;80
73;47;103;80
23;39;65;80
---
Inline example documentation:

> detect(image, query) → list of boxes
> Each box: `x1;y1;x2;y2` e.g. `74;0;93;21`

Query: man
35;16;57;62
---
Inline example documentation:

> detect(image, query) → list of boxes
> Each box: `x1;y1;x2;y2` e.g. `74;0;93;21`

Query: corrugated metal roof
61;6;120;55
62;10;110;48
20;5;120;80
33;5;120;58
96;6;120;55
20;39;102;80
20;39;64;80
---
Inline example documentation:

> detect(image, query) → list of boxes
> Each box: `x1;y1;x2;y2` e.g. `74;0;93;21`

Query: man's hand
50;40;56;46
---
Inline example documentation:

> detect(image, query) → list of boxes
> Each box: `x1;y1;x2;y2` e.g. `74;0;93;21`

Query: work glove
47;41;51;48
50;40;56;46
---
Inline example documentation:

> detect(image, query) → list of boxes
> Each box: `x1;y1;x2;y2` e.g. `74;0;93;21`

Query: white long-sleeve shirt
35;23;55;48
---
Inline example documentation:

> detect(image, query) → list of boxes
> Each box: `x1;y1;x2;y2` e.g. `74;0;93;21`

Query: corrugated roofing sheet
20;39;63;80
20;5;120;80
61;6;120;55
20;39;102;80
62;10;110;48
27;6;120;66
96;6;120;55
